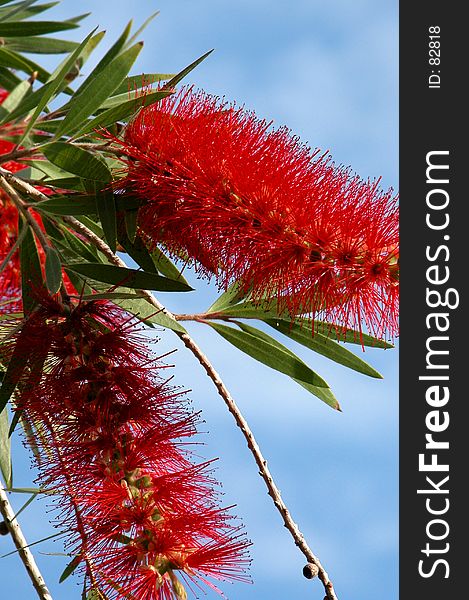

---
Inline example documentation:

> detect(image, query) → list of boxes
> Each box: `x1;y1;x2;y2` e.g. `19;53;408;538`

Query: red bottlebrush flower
113;87;399;339
8;299;251;599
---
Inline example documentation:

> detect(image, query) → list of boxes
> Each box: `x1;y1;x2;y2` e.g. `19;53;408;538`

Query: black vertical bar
400;4;465;598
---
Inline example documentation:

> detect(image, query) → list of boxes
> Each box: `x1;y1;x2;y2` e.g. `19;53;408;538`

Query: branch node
303;563;320;580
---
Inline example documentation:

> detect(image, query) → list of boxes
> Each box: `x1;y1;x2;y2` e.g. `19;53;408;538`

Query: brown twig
5;172;339;600
0;174;51;252
0;479;53;600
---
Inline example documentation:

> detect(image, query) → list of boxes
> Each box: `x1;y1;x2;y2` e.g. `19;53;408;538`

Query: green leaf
4;36;79;54
3;487;44;494
0;21;78;38
163;50;214;89
55;42;143;137
79;292;146;301
118;231;158;274
207;321;329;388
0;20;78;37
1;531;65;559
73;89;171;137
115;293;187;333
59;555;81;583
42;142;112;182
64;263;193;292
44;246;62;294
0;0;38;21
95;186;116;252
151;247;189;285
292;378;340;411
312;321;394;349
14;28;98;143
0;343;28;414
54;222;101;263
7;407;21;438
0;46;51;84
210;301;281;320
0;2;59;22
265;319;383;379
0;406;12;487
124;209;138;243
23;158;76;181
73;20;132;96
0;78;30;119
125;10;159;48
11;492;38;520
207;281;248;313
0;65;21;91
233;321;340;410
113;73;174;95
0;80;55;124
19;220;43;315
66;12;91;25
34;195;96;215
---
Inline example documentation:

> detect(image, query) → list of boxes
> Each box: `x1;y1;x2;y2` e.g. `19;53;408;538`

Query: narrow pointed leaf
66;13;91;25
113;73;174;95
115;294;187;333
163;50;214;90
5;487;44;494
23;158;75;181
119;231;158;274
57;226;100;264
151;247;189;285
266;319;383;378
207;321;329;388
12;492;38;520
0;66;21;91
124;210;138;243
211;301;281;320
35;195;97;216
95;186;117;252
0;21;79;37
0;406;12;487
0;2;60;21
0;344;28;414
233;321;340;409
126;10;159;47
44;246;62;294
59;555;81;583
42;142;112;182
0;0;38;21
55;42;143;137
73;20;132;97
0;47;51;86
4;36;79;54
207;282;248;313
0;79;30;119
74;89;171;137
312;320;394;349
15;29;97;142
19;221;43;315
64;263;193;292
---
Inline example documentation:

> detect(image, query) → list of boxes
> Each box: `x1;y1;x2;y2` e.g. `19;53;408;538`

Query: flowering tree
0;3;399;600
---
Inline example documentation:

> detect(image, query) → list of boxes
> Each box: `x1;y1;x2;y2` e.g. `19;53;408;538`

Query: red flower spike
112;87;399;339
8;299;251;599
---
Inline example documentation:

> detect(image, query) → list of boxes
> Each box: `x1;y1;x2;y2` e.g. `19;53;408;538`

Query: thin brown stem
4;172;339;600
0;174;50;252
0;479;53;600
0;147;42;165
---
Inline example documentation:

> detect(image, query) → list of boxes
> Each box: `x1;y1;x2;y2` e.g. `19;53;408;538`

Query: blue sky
1;2;398;599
